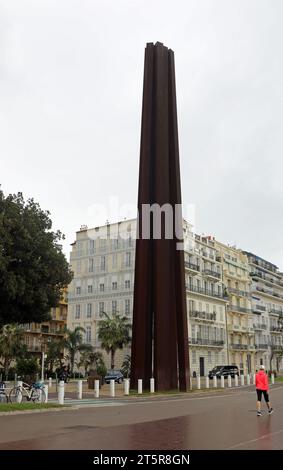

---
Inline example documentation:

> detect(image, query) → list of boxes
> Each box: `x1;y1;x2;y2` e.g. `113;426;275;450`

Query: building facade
215;242;255;375
22;290;68;356
68;220;283;375
244;252;283;372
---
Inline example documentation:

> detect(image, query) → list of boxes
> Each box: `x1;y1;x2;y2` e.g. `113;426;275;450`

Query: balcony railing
255;343;269;350
229;304;251;314
230;343;248;350
184;261;200;272
253;324;267;330
269;308;283;315
270;344;283;351
186;284;224;299
270;326;283;333
190;310;216;322
203;269;221;279
189;338;225;347
228;287;250;298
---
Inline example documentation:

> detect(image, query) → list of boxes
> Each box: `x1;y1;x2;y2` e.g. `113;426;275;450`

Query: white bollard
110;379;115;397
235;375;239;387
213;376;217;388
17;380;23;403
58;380;65;405
197;375;201;390
271;373;275;385
241;374;245;386
43;384;48;403
150;378;155;393
246;374;250;385
221;376;225;388
124;378;130;395
138;379;143;394
205;376;209;389
94;380;100;398
228;375;232;388
48;377;52;388
77;380;82;400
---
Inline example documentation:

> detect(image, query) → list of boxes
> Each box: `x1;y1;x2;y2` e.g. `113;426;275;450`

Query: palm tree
62;327;93;374
77;350;106;377
98;312;131;370
0;324;27;379
121;354;131;378
46;338;65;374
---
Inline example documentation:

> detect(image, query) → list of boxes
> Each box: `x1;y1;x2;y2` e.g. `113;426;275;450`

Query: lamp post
40;336;50;382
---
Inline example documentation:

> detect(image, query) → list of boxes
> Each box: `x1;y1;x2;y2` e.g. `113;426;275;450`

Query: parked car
208;365;239;379
104;369;124;384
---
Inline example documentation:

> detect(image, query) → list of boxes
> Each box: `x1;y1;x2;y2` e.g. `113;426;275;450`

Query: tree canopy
0;190;73;325
98;312;131;370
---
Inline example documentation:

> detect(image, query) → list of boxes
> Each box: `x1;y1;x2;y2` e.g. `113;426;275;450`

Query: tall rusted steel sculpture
131;42;190;391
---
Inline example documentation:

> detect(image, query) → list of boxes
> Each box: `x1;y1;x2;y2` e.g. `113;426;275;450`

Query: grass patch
0;402;65;412
275;377;283;382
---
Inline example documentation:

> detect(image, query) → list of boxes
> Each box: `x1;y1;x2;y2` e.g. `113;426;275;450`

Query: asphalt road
0;384;282;450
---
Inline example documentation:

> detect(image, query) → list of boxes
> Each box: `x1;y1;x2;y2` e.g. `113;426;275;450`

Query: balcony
229;325;248;333
189;338;225;347
269;308;283;315
253;324;267;331
228;304;251;314
270;326;283;333
190;310;216;322
252;305;266;313
228;287;250;298
270;344;283;351
203;269;221;280
186;284;224;299
230;343;248;350
184;261;200;273
255;343;269;350
255;285;283;300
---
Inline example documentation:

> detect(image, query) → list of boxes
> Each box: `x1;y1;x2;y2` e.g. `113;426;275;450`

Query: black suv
208;365;239;379
104;370;124;384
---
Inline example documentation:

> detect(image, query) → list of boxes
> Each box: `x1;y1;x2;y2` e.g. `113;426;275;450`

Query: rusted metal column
131;42;190;392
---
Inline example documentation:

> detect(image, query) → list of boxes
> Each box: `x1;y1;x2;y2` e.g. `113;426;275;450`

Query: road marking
227;429;283;449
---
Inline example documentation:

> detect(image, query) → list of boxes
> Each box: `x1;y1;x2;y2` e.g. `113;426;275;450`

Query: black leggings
256;389;269;402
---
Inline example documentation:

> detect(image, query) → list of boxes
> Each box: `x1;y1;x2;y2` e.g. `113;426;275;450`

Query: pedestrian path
49;397;126;407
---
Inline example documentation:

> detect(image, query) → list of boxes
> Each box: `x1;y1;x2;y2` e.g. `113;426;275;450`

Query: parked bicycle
9;381;46;404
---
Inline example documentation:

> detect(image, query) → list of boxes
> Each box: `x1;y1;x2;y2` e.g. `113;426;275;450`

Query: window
75;305;80;319
101;256;106;271
112;254;117;269
112;282;117;290
125;252;131;267
192;351;196;364
86;326;91;343
77;260;81;274
87;303;92;318
89;259;94;273
89;239;95;255
76;287;81;295
125;280;130;289
125;299;130;315
99;283;105;292
208;351;211;363
127;236;133;247
112;301;117;314
99;302;104;316
88;285;93;293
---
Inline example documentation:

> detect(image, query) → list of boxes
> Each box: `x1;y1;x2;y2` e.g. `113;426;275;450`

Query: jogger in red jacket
255;365;274;416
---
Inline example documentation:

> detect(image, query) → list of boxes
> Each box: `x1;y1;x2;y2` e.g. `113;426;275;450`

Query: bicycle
9;381;46;404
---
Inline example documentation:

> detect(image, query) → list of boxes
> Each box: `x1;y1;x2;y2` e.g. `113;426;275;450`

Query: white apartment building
68;219;228;374
244;252;283;372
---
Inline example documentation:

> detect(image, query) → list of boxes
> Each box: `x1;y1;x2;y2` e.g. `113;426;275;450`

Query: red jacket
255;370;269;391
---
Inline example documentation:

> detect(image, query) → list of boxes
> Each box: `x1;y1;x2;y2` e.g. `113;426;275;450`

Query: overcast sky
1;0;283;269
